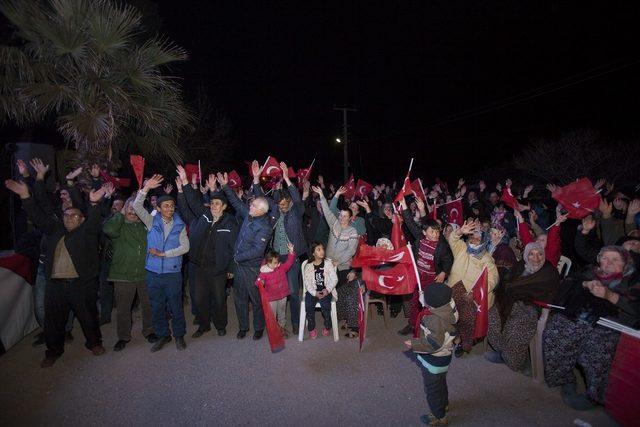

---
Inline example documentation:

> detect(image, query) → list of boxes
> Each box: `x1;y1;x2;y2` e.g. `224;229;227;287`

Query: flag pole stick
198;160;202;187
406;242;423;294
408;157;414;173
261;156;270;174
435;197;463;209
309;158;315;170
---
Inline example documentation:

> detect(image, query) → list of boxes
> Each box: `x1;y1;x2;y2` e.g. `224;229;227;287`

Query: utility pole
333;106;357;181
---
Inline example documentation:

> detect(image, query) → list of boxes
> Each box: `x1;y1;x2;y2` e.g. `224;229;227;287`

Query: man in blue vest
218;167;272;340
133;174;190;352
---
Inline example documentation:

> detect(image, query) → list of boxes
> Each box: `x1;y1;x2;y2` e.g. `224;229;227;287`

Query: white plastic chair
298;293;339;342
557;255;572;278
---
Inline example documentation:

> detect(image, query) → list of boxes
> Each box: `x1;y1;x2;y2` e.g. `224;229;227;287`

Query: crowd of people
5;157;640;426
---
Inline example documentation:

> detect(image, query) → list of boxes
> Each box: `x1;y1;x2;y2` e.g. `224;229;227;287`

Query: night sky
4;1;640;183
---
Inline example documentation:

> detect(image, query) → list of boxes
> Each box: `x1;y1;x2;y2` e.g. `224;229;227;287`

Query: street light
336;138;341;143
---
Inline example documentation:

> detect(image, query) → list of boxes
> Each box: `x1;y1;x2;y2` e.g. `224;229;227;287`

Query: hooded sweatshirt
411;299;459;373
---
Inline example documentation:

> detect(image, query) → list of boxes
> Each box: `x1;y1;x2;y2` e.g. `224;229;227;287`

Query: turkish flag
256;279;285;353
261;156;282;179
351;244;413;268
411;179;426;201
444;199;464;226
394;174;412;203
362;263;417;295
100;171;131;188
431;200;438;220
129;155;145;188
391;212;407;249
228;170;242;189
472;267;489;340
552;178;600;219
343;174;356;199
501;186;519;210
355;179;373;199
287;167;297;178
185;163;200;182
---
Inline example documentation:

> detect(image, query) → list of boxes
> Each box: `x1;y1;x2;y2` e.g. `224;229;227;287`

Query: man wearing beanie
175;166;238;338
405;282;458;426
133;174;190;352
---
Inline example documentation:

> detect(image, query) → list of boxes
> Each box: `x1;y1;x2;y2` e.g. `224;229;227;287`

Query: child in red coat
256;243;296;338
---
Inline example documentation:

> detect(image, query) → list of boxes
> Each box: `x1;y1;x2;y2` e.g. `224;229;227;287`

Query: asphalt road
0;300;617;426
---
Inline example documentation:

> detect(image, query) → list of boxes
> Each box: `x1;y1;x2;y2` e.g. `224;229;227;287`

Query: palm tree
0;0;193;168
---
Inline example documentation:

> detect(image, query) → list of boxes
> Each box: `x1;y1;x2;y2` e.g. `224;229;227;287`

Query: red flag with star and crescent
362;263;418;295
500;186;519;210
411;178;427;201
472;267;489;340
355;179;373;199
228;170;242;189
394;174;413;203
260;156;282;179
351;244;413;268
343;174;356;199
551;178;600;219
129;155;145;188
391;212;407;249
444;199;464;226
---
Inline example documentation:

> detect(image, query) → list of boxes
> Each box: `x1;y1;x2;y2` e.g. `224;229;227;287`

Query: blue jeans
146;272;186;338
232;265;264;332
279;254;301;328
34;263;74;332
305;292;332;331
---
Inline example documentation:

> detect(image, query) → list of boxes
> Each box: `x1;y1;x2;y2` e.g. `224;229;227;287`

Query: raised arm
218;172;249;219
133;175;163;229
6;180;56;234
400;198;423;241
313;186;338;226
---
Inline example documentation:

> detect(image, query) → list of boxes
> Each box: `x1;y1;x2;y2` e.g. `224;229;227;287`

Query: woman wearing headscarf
485;242;560;373
543;246;640;410
486;225;517;277
447;219;499;356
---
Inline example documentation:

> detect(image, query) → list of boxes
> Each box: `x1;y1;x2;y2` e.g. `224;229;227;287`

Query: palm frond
86;0;141;56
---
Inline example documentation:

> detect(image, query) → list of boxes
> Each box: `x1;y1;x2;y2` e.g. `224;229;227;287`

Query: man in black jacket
175;166;239;338
5;179;107;368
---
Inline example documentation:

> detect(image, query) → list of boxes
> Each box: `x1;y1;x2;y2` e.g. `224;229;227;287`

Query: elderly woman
447;219;499;356
543;246;640;410
486;242;560;373
487;225;517;273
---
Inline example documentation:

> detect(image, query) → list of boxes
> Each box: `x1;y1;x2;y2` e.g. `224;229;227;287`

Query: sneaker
40;355;60;368
253;330;264;340
175;337;186;351
151;336;172;352
237;330;247;339
397;324;414;336
146;333;159;344
309;329;318;339
420;414;448;425
322;327;330;337
454;344;464;358
90;345;106;356
113;340;129;352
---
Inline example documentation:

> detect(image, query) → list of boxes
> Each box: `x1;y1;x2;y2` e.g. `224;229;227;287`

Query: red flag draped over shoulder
552;178;600;219
444;199;464;226
343;174;356;199
261;156;282;179
355;179;373;199
472;267;489;340
362;263;417;295
129;155;145;188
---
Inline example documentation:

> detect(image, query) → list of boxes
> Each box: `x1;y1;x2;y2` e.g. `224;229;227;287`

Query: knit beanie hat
424;282;452;309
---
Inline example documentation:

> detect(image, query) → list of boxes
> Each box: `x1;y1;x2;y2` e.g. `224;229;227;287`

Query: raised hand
29;158;50;181
627;199;640;217
191;173;198;189
164;183;173;194
478;180;486;192
398;197;407;210
528;209;538;223
16;159;29;178
317;175;325;188
66;166;83;181
496;182;502;192
104;181;116;198
280;162;289;179
205;173;217;192
90;164;101;178
143;174;164;191
457;178;465;188
459;219;478;235
176;165;188;185
556;212;569;224
546;183;558;194
599;197;613;218
89;185;107;203
335;185;347;196
287;242;294;253
505;178;513;187
594;178;605;190
5;179;30;199
174;176;183;193
251;160;261;179
414;196;425;211
311;185;324;197
216;172;229;187
523;184;534;196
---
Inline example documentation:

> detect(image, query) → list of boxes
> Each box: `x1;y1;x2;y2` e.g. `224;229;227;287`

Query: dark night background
2;1;640;182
